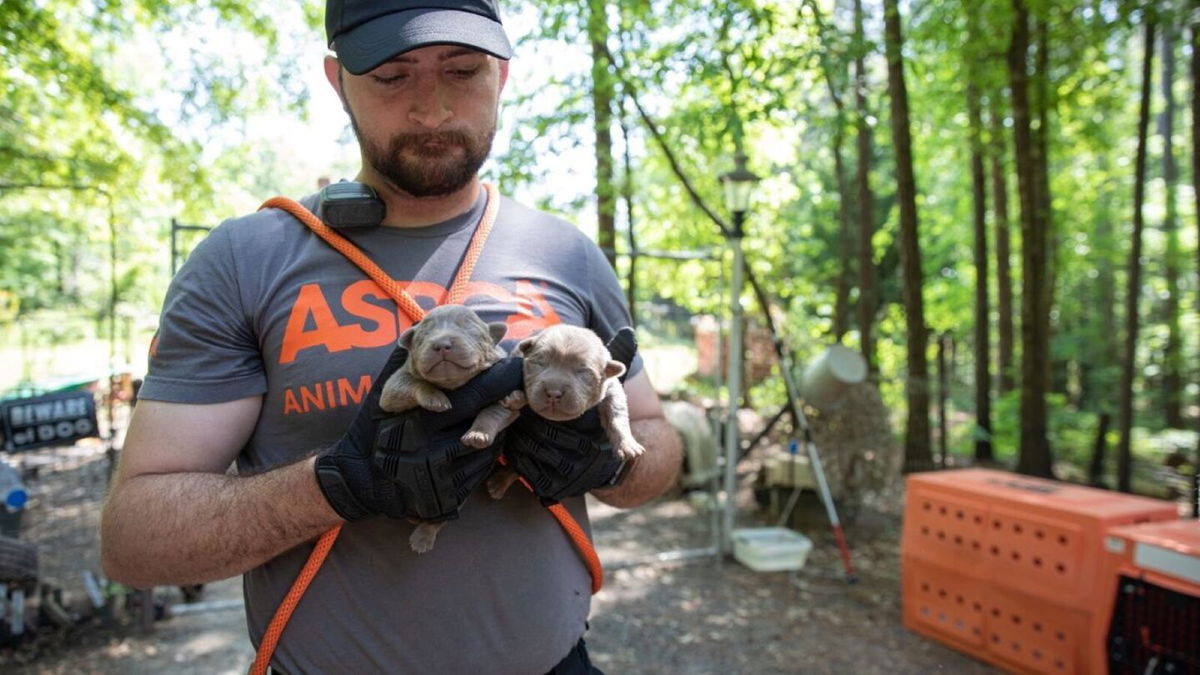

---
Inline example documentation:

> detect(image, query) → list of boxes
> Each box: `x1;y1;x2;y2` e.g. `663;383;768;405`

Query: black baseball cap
326;0;513;75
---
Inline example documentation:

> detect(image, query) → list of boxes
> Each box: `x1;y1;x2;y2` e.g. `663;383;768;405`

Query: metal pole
773;336;858;583
721;211;746;554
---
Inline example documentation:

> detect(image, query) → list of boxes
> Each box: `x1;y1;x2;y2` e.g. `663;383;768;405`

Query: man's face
329;45;507;198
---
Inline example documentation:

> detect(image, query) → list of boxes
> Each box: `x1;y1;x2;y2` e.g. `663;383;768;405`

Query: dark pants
544;638;603;675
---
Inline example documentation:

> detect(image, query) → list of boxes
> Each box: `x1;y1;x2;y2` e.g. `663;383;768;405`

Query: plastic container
901;468;1179;674
0;463;26;512
732;527;812;572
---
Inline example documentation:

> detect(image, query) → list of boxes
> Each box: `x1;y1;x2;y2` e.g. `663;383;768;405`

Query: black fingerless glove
503;328;638;503
315;348;523;521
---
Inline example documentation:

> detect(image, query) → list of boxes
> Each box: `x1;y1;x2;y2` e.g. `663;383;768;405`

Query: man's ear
324;55;342;96
324;55;352;113
497;58;509;94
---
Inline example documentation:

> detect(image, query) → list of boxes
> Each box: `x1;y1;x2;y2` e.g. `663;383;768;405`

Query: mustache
393;130;473;153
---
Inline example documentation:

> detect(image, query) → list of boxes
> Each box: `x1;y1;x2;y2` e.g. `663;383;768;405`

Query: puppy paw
500;390;527;410
409;526;438;554
417;390;452;412
487;470;518;500
461;430;493;448
378;389;412;413
615;439;646;461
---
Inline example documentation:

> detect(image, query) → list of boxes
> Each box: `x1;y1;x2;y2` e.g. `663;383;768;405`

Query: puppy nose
544;389;563;402
432;339;454;354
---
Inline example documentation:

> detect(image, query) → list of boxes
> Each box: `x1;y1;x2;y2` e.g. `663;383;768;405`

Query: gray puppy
378;304;509;553
468;324;646;499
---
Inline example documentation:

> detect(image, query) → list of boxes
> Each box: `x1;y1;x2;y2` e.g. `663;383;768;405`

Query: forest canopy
1;0;1197;495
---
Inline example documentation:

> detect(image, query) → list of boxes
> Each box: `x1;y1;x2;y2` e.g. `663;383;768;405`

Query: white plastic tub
732;527;813;572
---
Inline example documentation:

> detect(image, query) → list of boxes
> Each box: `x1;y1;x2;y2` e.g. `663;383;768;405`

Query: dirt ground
0;438;996;674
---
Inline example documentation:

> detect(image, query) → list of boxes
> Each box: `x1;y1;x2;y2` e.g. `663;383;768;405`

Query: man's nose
408;77;452;129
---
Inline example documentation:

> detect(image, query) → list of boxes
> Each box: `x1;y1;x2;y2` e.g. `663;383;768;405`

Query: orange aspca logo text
279;278;561;364
282;374;372;416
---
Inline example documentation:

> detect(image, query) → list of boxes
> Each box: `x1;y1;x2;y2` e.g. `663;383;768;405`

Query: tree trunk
968;68;993;463
1088;412;1111;488
833;119;854;341
1086;153;1118;414
1033;19;1058;401
883;0;933;473
589;0;617;270
1117;19;1156;494
1008;0;1053;477
1160;20;1184;428
853;0;878;374
813;2;854;342
990;100;1016;395
1190;15;1199;516
805;0;855;342
938;334;949;469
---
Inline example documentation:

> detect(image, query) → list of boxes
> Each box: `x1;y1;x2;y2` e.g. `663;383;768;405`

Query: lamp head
720;153;761;215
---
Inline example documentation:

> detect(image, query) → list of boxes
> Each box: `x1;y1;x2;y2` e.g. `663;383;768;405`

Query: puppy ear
517;336;537;355
604;360;626;380
487;322;508;345
398;326;417;350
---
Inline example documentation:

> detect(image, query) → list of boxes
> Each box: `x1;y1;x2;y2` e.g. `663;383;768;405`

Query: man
99;1;682;672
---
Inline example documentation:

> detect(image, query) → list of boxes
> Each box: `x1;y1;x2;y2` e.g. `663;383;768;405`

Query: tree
1158;17;1184;428
853;0;878;374
965;1;993;463
1190;8;1199;514
990;100;1016;395
1117;18;1157;494
589;0;618;270
1008;0;1053;477
0;1;307;329
883;0;933;472
804;0;856;342
1032;18;1061;401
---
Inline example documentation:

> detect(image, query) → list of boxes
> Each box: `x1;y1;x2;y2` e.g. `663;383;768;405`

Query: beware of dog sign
1;391;100;452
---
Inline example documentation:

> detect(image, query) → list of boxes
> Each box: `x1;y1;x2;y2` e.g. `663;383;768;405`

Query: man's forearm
593;417;681;508
101;457;342;588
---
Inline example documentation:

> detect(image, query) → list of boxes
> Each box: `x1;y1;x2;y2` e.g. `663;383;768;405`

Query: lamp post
719;153;760;553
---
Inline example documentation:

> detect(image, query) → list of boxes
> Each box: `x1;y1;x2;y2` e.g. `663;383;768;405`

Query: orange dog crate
901;469;1178;674
1094;519;1200;674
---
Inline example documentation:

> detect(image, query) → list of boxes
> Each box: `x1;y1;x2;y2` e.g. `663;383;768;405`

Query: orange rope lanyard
249;183;601;675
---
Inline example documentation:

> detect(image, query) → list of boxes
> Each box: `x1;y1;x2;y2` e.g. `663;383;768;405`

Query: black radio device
317;180;386;228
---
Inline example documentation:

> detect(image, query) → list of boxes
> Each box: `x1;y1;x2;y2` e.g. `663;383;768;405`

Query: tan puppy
478;324;645;499
378;304;508;553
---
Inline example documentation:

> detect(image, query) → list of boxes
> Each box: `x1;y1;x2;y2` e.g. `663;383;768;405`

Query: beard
346;105;495;198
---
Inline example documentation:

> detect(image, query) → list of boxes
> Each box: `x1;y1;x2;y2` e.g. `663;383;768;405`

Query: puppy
477;324;646;500
378;304;508;553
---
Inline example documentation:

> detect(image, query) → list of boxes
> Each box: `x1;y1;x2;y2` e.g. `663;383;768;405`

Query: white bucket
732;527;813;572
799;344;867;410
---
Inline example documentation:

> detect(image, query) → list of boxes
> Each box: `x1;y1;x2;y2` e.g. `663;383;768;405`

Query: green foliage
0;0;321;332
1;0;1195;487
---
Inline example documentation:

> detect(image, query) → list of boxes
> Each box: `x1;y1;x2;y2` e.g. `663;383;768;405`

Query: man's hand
315;347;523;521
503;328;637;502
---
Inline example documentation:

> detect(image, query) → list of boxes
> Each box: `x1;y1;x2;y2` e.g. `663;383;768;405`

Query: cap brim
336;8;513;75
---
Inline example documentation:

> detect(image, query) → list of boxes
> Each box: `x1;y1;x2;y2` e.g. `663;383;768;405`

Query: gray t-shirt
140;188;640;674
